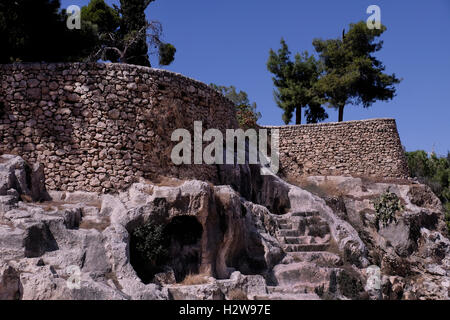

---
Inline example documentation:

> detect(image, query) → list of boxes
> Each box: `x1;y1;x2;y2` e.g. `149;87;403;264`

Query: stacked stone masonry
264;119;409;180
0;63;409;193
0;63;238;192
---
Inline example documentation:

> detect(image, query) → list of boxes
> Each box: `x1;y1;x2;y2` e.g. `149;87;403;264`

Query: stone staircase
277;211;332;252
255;211;343;300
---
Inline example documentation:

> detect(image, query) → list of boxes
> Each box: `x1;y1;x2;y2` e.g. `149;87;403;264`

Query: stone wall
264;119;409;179
0;63;238;192
0;63;409;193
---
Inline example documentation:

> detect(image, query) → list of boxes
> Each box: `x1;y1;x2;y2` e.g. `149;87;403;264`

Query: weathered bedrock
1;155;448;300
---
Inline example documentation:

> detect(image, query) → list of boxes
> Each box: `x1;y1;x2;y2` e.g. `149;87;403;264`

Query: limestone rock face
0;265;22;300
0;156;282;300
297;176;450;300
0;155;50;202
0;155;449;300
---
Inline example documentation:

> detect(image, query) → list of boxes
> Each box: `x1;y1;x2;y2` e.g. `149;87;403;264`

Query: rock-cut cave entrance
129;215;203;284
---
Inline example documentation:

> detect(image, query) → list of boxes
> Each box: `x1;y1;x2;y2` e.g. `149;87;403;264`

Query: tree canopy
267;39;327;125
0;0;96;63
210;84;261;129
313;21;401;122
0;0;175;66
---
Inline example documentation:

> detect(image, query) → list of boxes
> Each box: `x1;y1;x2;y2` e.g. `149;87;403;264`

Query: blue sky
62;0;450;155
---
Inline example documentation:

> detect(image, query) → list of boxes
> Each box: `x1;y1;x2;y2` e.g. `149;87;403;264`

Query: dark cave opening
129;215;203;284
164;215;203;282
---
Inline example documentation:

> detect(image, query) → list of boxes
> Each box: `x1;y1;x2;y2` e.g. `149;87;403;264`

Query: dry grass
79;216;111;232
147;175;186;188
105;271;123;291
290;175;413;199
179;273;211;286
20;194;32;203
227;289;248;300
292;176;344;198
353;174;412;186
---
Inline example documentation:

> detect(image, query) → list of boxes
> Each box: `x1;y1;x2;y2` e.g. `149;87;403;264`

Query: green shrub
209;84;261;130
445;202;450;236
236;103;261;130
337;271;364;300
406;150;450;234
372;188;404;229
132;219;167;265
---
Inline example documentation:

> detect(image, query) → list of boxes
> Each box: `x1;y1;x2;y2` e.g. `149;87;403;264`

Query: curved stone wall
0;63;238;192
264;119;409;180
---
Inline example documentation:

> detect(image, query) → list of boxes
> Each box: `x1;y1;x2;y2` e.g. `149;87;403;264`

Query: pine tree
267;39;327;125
313;21;401;122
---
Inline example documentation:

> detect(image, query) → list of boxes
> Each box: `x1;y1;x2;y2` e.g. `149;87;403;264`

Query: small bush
444;202;450;236
337;271;364;300
132;219;167;266
406;150;450;234
236;103;261;130
372;188;404;229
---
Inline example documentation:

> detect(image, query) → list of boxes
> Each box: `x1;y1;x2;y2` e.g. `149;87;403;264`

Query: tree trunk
338;105;344;122
295;107;301;125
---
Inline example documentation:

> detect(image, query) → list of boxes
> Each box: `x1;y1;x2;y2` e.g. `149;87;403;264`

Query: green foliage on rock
406;150;450;234
372;189;404;229
132;219;167;265
337;271;364;300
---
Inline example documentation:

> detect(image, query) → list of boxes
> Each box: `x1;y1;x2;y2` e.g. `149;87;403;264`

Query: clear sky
62;0;450;155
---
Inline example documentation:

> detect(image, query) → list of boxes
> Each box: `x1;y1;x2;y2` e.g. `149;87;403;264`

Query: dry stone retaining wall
0;63;409;192
264;119;409;179
0;63;238;192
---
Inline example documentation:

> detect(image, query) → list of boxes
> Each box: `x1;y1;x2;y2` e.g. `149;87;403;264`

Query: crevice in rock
164;216;203;282
23;223;59;258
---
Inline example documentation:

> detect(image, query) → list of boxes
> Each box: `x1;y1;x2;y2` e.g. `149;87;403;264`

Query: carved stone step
284;243;330;252
278;223;293;230
268;285;316;295
277;229;302;237
275;217;289;224
253;292;320;300
291;211;319;217
273;262;338;290
283;252;342;267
